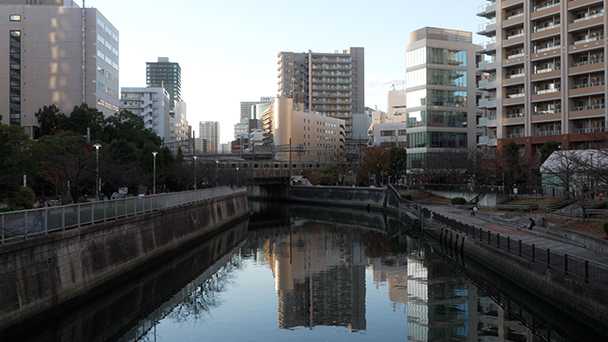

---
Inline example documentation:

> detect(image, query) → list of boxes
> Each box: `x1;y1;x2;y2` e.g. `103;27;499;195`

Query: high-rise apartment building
476;0;606;156
0;0;119;137
405;27;480;170
277;47;364;141
199;121;220;153
120;87;171;141
146;57;181;110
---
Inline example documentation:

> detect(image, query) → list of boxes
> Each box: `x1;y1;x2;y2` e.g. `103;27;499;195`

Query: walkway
424;204;608;286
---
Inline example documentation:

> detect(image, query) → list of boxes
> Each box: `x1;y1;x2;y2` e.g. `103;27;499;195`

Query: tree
503;141;529;194
540;140;560;165
34;104;65;137
103;109;161;148
33;132;95;203
64;104;106;140
0;118;34;199
388;147;407;184
360;146;390;185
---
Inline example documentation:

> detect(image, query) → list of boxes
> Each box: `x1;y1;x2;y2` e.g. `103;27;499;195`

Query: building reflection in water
252;217;541;341
263;219;367;330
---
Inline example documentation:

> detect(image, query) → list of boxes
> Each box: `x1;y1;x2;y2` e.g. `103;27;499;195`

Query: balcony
506;112;525;118
572;103;605;111
533;108;561;115
535;87;561;95
572;80;605;89
572;10;604;24
572;57;604;67
575;126;605;133
506;133;524;138
573;34;604;45
531;0;561;19
535;130;562;136
477;0;497;17
533;0;560;12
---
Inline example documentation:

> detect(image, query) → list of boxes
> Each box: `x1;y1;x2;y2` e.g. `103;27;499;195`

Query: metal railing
432;210;608;288
0;187;244;244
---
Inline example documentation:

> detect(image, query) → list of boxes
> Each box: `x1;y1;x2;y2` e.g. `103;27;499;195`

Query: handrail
0;187;245;244
431;209;608;288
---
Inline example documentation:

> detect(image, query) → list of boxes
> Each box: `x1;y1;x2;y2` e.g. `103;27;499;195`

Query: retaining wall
0;191;249;332
289;186;390;210
428;224;608;335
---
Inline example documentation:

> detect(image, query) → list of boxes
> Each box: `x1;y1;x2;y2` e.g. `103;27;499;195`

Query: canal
7;201;606;341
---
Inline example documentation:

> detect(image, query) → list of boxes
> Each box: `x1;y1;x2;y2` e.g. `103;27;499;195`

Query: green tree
34;104;65;137
0;118;34;199
4;186;35;209
540;140;560;165
103;109;161;148
62;104;105;141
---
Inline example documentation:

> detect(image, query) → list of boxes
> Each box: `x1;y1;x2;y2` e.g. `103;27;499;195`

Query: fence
0;187;244;244
430;210;608;289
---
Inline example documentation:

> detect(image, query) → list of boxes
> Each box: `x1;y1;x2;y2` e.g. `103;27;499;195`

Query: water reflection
6;202;606;341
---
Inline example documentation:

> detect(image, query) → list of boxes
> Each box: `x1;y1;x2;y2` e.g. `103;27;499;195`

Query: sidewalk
425;204;608;267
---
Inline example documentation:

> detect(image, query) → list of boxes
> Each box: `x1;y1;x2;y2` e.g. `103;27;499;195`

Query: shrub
451;197;466;205
4;187;36;210
589;202;608;210
604;222;608;238
401;194;412;201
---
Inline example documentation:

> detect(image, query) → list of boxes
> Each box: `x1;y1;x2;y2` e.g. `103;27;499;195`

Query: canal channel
7;201;607;342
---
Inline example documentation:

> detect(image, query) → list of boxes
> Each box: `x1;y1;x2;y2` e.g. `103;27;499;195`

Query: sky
88;0;487;143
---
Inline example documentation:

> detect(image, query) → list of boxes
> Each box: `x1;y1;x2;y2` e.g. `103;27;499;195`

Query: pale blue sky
89;0;487;143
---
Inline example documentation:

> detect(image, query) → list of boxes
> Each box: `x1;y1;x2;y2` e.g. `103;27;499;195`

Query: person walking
528;218;536;230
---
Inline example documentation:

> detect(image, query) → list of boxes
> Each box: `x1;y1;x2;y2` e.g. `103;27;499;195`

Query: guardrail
431;210;608;289
0;187;244;244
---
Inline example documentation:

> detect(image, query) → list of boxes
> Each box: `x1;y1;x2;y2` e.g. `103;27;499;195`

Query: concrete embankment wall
0;192;249;332
430;190;510;206
427;224;608;335
288;186;391;211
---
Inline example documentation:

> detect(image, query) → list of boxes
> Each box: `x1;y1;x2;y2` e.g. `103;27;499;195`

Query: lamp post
152;151;158;194
215;160;219;187
94;143;101;200
193;156;198;190
236;167;239;187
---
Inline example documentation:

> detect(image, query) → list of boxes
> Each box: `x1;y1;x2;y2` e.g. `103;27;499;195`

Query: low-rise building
262;98;345;161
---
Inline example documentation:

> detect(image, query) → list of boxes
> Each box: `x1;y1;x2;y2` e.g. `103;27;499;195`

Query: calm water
9;202;606;342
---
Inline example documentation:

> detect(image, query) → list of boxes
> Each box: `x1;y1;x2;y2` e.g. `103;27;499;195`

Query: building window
9;30;21;125
10;15;21;21
398;130;407;136
381;130;395;137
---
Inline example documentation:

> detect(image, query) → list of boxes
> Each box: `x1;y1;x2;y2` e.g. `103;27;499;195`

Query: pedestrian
34;197;47;208
430;211;434;221
528;218;536;230
473;205;479;215
470;208;475;216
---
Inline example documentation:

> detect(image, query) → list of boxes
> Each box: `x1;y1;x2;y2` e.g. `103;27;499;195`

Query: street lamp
193;156;198;190
94;143;101;200
152;151;158;194
236;167;239;187
215;160;219;187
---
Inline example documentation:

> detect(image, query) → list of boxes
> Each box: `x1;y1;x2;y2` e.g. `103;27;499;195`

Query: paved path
424;205;608;267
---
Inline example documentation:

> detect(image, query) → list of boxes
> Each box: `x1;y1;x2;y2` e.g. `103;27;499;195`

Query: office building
146;57;181;110
170;100;189;142
0;0;119;137
277;47;364;141
262;98;345;161
405;27;480;170
200;121;220;153
476;0;606;157
240;97;273;121
120;87;171;141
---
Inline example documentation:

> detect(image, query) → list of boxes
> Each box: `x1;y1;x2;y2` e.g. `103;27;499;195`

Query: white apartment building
0;0;119;137
120;87;171;141
200;121;220;153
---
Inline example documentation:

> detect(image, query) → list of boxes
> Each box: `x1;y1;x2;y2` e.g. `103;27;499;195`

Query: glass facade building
405;27;480;171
